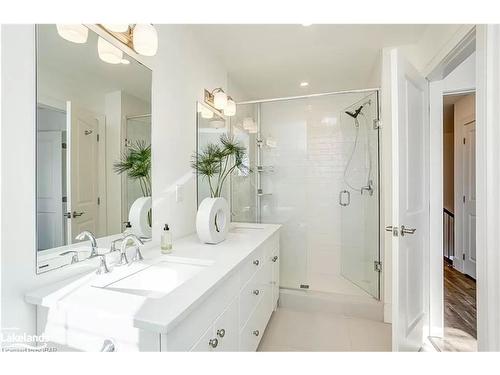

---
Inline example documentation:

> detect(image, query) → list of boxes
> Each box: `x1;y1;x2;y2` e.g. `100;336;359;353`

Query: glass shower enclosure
230;90;380;299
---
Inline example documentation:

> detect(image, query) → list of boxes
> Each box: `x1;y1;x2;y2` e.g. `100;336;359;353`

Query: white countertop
25;223;280;334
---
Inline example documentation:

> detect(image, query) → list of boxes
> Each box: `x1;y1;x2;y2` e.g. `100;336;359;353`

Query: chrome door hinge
374;261;382;272
97;197;101;205
462;253;465;261
97;133;100;142
373;119;381;129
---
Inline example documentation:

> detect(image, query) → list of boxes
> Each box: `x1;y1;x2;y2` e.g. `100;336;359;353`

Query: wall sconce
56;24;159;61
204;88;237;117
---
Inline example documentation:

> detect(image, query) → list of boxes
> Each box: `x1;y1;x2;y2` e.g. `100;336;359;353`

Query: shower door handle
339;190;350;206
400;225;416;236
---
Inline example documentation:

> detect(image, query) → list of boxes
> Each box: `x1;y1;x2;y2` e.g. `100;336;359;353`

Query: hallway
431;263;477;351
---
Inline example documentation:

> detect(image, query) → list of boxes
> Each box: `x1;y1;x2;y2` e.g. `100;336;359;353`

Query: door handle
400;225;416;236
72;211;85;218
385;225;398;237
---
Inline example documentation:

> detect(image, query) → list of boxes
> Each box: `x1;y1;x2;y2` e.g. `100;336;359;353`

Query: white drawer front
190;326;216;352
213;297;239;351
165;271;239;351
238;245;264;289
239;267;266;328
239;294;272;352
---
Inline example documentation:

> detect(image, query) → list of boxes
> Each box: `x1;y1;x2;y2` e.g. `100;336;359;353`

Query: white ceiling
189;24;436;100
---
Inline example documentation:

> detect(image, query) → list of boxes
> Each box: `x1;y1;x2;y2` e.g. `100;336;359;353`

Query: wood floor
430;262;477;352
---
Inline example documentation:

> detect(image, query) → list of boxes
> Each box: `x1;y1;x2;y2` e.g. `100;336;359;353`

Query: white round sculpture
129;196;152;238
196;197;230;244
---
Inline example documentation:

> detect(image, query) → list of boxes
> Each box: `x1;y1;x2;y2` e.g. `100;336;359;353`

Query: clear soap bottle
161;224;172;254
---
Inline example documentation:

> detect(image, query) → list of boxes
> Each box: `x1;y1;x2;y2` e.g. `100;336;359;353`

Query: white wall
150;25;228;242
1;24;229;337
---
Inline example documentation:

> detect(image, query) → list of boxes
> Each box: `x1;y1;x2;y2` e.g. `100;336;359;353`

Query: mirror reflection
36;24;152;272
196;103;229;206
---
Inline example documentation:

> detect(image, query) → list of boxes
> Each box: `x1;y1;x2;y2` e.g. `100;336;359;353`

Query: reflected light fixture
56;24;89;44
204;88;237;117
300;81;309;87
97;37;123;64
223;98;236;116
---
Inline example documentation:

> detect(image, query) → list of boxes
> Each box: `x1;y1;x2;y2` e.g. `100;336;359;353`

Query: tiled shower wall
232;92;379;298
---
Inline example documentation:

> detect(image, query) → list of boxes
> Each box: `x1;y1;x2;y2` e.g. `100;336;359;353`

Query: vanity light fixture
223;98;236;116
56;24;159;57
97;37;124;64
132;24;159;56
56;24;89;44
102;24;130;33
204;88;237;117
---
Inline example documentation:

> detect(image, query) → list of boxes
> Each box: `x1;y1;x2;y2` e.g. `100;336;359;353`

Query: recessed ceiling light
300;81;309;87
302;23;312;27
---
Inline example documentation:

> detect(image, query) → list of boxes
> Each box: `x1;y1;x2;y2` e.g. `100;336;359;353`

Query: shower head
345;105;364;119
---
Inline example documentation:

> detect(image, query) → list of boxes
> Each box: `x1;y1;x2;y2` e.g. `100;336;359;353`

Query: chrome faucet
75;230;98;257
119;234;145;265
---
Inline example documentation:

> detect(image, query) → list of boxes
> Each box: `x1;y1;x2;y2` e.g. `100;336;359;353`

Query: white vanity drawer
189;297;239;352
238;245;265;289
239;292;273;352
239;266;265;328
164;271;239;351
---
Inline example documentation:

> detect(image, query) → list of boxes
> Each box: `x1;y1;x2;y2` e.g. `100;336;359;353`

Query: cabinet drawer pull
208;338;218;348
217;329;225;338
252;289;260;296
252;330;260;337
253;260;260;266
272;256;278;262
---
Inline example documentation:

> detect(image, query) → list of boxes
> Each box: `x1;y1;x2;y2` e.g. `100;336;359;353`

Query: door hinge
463;137;466;144
61;142;67;149
463;195;466;204
374;261;382;272
373;119;381;129
463;253;466;261
97;197;101;205
97;133;100;142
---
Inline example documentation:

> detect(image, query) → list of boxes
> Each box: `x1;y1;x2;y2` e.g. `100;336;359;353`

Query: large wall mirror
36;25;152;273
196;102;228;206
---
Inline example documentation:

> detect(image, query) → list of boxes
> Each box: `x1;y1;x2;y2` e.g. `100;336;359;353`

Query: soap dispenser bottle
161;224;173;254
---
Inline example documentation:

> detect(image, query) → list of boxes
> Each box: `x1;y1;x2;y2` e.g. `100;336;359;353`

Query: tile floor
257;307;391;352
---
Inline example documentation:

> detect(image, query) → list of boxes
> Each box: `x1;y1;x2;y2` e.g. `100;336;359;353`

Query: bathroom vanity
25;223;280;352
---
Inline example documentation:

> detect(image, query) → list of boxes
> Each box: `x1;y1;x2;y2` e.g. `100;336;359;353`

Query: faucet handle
95;254;111;274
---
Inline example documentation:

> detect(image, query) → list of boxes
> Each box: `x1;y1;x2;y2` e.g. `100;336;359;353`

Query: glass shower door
339;92;380;298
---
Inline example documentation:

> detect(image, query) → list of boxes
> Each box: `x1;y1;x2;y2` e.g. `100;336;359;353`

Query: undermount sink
97;257;214;299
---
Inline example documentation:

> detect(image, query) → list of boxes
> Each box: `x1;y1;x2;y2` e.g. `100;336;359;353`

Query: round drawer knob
272;256;278;262
252;289;260;296
253;260;260;266
209;338;218;348
217;329;226;338
252;330;260;337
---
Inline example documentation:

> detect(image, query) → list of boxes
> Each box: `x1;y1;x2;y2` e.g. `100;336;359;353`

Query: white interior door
388;49;430;351
66;101;99;242
36;131;64;250
463;120;476;278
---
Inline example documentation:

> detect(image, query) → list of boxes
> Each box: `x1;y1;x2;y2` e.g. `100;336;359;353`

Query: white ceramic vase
196;197;229;244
